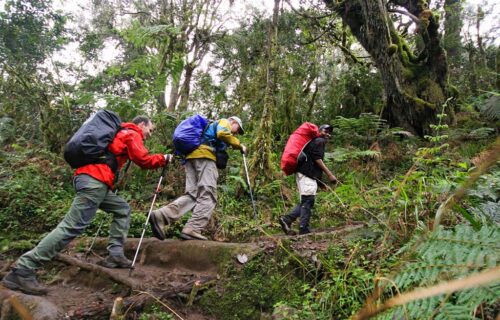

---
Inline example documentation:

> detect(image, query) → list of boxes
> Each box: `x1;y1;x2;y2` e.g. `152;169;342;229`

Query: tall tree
443;0;464;69
250;0;281;183
323;0;451;135
131;0;227;112
0;0;69;151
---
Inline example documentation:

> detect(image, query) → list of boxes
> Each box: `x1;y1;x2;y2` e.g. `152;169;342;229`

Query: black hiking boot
97;255;132;268
279;216;292;235
299;227;311;235
150;211;166;240
1;268;49;296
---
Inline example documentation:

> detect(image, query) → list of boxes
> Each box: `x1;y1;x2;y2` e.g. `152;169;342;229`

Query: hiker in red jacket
2;115;173;296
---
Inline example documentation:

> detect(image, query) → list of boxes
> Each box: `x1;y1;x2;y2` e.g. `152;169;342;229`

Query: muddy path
0;223;366;319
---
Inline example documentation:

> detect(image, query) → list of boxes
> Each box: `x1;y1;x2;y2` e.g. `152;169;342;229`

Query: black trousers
283;195;315;232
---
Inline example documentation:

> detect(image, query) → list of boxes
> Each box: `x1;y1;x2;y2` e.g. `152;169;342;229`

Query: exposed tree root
65;276;216;319
55;254;138;290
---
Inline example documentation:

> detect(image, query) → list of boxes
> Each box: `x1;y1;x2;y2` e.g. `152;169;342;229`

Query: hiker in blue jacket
151;116;246;240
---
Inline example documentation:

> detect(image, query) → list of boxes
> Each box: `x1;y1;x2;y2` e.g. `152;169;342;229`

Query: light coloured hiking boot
2;268;49;296
180;227;208;240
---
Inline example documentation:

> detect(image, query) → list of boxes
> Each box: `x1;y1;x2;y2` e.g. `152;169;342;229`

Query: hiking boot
150;211;166;240
299;227;311;235
279;216;292;235
97;255;132;268
180;227;207;241
1;268;48;296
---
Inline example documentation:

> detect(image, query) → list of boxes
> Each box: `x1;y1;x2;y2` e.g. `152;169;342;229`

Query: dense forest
0;0;499;319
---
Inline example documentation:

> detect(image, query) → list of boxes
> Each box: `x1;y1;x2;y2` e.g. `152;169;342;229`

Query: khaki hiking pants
16;174;131;271
153;158;218;233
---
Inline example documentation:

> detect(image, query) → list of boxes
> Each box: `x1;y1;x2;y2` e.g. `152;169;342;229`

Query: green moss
387;44;398;56
389;29;418;67
418;79;445;104
404;92;436;110
401;50;410;66
199;249;305;320
448;84;459;98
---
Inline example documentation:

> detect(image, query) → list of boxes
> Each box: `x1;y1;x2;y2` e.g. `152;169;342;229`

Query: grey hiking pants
153;158;218;233
16;174;131;271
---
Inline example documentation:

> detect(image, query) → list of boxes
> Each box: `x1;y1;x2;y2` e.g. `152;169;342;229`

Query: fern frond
478;95;500;120
375;224;500;319
467;127;495;140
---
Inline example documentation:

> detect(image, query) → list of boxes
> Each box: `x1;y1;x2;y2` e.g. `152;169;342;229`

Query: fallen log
0;287;62;320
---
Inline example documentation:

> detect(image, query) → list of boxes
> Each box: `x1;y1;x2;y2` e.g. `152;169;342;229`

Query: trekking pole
242;153;257;220
85;160;132;260
129;165;168;276
317;178;346;209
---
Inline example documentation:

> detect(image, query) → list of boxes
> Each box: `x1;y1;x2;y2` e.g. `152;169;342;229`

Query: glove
164;154;174;164
241;145;247;155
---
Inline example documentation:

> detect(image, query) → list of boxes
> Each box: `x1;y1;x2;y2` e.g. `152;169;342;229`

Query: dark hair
132;115;151;126
319;124;333;133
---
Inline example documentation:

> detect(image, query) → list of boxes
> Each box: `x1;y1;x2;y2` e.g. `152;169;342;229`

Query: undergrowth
0;111;498;319
376;224;500;319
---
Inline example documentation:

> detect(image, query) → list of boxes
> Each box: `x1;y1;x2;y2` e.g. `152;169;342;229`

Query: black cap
319;124;333;133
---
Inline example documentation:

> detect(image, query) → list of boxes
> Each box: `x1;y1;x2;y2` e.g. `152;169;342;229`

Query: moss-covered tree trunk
324;0;451;136
250;0;280;183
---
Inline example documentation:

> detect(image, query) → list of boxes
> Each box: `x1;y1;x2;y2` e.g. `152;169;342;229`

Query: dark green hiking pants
16;174;131;270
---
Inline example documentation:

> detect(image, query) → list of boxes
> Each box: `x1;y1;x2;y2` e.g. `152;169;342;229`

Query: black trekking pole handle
129;165;168;276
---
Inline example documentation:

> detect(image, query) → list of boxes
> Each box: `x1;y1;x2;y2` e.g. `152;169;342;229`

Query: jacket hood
121;122;144;139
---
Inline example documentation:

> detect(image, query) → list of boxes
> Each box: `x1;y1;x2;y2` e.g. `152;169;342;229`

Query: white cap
229;116;244;134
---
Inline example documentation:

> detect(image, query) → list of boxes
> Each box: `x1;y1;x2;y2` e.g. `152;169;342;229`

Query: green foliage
466;171;500;223
377;225;500;319
122;22;178;49
200;250;306;320
477;94;500;121
330;113;406;149
0;117;15;145
329;148;380;162
138;304;174;320
272;239;389;320
0;0;68;68
0;147;73;248
416;102;450;165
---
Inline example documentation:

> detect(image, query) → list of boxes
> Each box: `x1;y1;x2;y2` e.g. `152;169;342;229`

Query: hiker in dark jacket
2;116;173;296
279;124;337;235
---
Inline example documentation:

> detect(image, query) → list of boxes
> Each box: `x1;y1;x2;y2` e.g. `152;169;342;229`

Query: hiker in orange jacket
2;115;173;296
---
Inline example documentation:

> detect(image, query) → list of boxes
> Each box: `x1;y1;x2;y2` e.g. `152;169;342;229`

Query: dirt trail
0;224;366;319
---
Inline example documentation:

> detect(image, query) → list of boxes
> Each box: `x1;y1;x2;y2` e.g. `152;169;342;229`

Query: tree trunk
324;0;451;136
167;77;181;112
496;47;500;91
468;47;478;95
178;63;195;111
250;0;280;183
443;0;463;66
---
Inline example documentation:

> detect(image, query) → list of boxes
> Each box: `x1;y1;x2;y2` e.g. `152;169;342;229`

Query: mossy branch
403;92;436;109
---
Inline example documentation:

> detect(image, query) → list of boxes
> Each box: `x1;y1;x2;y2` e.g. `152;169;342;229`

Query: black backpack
63;110;122;171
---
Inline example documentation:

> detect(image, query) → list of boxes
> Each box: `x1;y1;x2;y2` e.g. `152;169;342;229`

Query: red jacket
75;122;166;188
